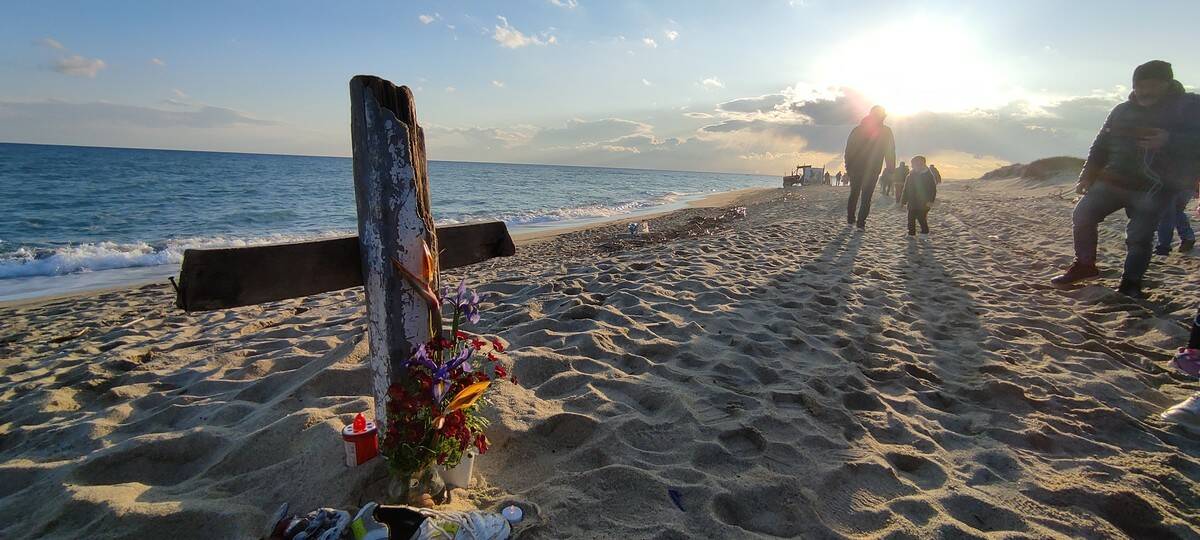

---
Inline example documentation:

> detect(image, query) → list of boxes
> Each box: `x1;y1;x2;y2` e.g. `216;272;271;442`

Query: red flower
487;352;497;362
494;365;507;379
437;452;448;465
455;330;469;341
471;338;487;350
475;434;490;454
491;338;505;353
438;337;452;350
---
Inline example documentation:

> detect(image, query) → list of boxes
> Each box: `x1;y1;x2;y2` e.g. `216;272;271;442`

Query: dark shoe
1117;278;1145;299
1050;261;1100;287
1154;246;1171;256
1181;239;1195;252
856;223;866;231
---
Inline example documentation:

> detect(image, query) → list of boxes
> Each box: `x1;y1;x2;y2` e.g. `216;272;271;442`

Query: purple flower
449;345;474;373
406;343;438;371
443;278;482;325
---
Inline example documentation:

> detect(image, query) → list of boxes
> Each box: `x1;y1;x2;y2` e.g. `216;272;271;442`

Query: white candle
501;505;523;524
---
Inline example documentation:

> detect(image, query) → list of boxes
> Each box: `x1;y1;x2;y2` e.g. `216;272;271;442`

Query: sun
813;17;1012;116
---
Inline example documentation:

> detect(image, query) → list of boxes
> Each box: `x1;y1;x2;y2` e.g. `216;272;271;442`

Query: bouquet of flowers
380;278;512;481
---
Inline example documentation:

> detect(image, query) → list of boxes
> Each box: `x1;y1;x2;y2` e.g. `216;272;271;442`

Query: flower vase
388;465;447;506
439;451;475;488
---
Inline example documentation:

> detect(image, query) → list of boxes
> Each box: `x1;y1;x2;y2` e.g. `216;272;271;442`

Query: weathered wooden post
349;76;439;434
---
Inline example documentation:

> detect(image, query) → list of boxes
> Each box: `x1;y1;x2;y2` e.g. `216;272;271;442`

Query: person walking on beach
929;164;943;185
901;156;937;236
1050;60;1200;297
836;171;843;186
894;161;910;205
1155;181;1197;255
825;171;832;185
844;105;896;230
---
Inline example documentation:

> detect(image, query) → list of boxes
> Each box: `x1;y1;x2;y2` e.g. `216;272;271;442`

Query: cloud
150;57;166;66
549;0;578;7
684;112;714;119
692;85;1121;175
717;94;787;114
172;88;188;99
665;30;679;41
786;86;870;125
493;16;556;48
445;86;456;93
36;38;107;78
38;37;65;50
418;13;439;24
492;80;505;88
55;55;107;78
642;78;653;87
527;117;652;148
0;100;276;129
701;77;724;89
642;38;657;48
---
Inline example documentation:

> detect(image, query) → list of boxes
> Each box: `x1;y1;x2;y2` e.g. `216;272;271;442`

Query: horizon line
0;140;779;178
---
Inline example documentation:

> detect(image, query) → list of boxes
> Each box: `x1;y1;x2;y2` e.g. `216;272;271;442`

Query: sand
2;178;1199;538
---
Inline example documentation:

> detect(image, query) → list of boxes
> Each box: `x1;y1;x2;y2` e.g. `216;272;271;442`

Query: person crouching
902;156;937;236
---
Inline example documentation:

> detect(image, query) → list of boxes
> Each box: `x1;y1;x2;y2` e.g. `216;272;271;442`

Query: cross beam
173;221;514;312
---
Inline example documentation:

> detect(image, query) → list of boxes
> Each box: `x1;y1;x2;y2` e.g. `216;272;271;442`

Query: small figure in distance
929;164;942;185
894;161;910;205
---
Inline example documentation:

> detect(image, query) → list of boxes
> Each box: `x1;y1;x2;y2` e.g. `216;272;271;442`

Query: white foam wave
0;231;351;279
0;191;703;280
444;191;696;227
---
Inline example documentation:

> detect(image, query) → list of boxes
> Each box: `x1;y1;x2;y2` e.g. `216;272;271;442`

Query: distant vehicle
783;164;824;188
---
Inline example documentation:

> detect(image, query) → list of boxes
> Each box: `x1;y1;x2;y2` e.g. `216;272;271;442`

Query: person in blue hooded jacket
1051;60;1200;298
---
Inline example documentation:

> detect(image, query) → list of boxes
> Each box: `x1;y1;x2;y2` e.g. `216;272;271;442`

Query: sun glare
814;17;1012;116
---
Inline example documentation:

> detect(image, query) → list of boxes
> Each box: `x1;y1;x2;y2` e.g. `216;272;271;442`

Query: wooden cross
171;75;515;433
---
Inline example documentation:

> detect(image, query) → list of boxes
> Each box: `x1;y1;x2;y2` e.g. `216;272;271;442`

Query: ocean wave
441;191;696;226
0;232;350;280
0;191;704;279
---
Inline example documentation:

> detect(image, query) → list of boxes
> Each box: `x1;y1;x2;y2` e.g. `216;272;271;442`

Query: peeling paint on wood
350;76;439;433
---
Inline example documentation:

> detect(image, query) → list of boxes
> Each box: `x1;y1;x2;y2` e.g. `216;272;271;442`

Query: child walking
901;155;937;236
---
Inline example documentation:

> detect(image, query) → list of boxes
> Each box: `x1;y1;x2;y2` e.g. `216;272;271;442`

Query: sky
1;0;1197;177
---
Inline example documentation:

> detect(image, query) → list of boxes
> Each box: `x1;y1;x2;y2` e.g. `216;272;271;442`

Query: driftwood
351;75;440;433
173;222;514;311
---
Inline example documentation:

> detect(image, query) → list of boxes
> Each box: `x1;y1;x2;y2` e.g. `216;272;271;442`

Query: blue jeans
1156;190;1196;251
1072;181;1172;283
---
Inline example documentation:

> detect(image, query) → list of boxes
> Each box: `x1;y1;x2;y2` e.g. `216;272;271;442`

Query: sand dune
2;179;1199;538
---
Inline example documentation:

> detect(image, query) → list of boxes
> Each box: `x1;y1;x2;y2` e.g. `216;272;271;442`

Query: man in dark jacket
1051;60;1200;297
901;156;937;235
844;105;896;229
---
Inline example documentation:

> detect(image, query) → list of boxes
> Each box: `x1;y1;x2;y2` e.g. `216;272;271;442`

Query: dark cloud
699;87;1121;163
787;87;870;125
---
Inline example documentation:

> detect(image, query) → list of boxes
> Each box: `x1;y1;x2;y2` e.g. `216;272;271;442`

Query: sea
0;143;775;302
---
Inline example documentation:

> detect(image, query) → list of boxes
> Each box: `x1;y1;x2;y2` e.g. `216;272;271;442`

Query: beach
2;175;1199;538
